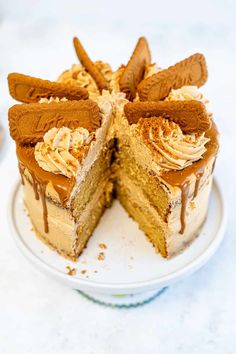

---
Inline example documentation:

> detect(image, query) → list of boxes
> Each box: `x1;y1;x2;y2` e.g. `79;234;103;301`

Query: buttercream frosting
58;61;113;99
138;117;210;170
166;85;209;107
35;126;93;178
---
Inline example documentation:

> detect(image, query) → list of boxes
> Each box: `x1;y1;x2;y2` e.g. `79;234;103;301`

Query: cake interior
115;115;218;257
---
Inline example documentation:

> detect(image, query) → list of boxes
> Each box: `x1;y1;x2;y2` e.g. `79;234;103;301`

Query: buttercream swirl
95;89;128;113
139;117;210;170
35;126;93;178
166;85;209;106
110;65;125;92
58;61;113;99
95;60;113;82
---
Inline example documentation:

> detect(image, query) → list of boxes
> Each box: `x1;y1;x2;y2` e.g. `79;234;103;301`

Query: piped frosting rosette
138;117;210;170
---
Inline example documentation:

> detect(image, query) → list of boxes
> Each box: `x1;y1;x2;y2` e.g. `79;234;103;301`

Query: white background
0;1;236;353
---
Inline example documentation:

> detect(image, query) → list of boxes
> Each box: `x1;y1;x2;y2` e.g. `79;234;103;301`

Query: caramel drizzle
193;168;204;199
162;123;219;235
16;144;75;206
180;182;190;234
38;181;49;233
29;171;39;200
17;144;76;234
53;184;73;207
16;121;218;238
28;169;48;233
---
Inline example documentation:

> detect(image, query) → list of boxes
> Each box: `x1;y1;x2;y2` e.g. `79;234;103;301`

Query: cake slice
9;99;115;260
115;88;218;257
7;38;119;260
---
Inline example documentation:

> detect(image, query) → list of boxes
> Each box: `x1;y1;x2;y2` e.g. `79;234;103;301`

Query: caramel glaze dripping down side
193;168;204;199
29;170;39;200
16;144;76;234
38;181;48;233
162;122;219;235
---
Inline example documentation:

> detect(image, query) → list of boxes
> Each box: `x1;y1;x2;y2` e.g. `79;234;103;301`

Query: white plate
9;179;226;305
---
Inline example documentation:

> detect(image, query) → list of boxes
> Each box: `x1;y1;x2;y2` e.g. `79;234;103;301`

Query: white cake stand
8;179;226;307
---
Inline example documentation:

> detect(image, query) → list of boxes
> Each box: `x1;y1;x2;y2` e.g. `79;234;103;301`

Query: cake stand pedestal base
76;287;168;308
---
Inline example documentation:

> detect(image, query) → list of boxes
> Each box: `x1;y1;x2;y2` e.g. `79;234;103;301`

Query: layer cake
8;36;219;260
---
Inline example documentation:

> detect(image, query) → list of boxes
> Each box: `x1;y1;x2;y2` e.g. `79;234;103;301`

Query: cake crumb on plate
98;243;107;250
66;266;77;276
97;252;105;261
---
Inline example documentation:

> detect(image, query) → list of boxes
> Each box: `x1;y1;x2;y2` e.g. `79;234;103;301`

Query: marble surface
0;1;236;353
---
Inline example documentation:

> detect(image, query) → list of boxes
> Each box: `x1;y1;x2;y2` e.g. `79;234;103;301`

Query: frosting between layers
138;117;210;170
